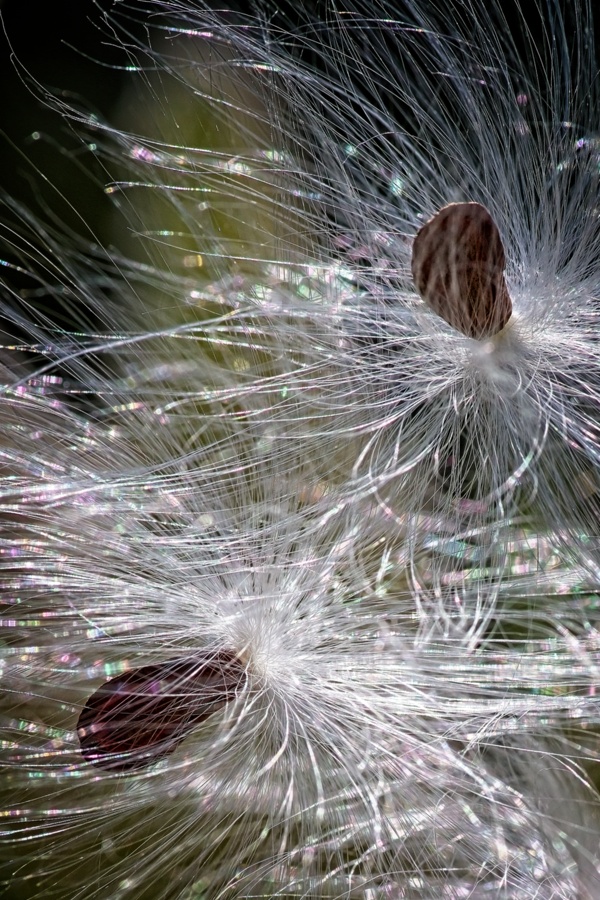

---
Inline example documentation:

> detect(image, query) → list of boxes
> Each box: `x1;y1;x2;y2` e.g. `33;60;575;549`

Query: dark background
0;0;142;244
0;0;596;331
0;0;593;243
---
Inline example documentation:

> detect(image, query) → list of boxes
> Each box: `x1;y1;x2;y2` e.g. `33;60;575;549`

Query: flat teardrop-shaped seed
411;202;512;339
77;649;245;772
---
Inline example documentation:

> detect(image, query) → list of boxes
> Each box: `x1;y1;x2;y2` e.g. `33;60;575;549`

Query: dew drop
77;649;245;772
411;202;512;339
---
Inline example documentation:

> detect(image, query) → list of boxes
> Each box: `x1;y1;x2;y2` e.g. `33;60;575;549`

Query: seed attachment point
411;202;512;339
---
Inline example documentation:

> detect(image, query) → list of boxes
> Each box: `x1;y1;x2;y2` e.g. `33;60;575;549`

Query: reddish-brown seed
77;649;245;772
411;202;512;338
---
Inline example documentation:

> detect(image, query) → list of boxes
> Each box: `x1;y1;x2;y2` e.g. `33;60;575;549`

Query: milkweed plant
2;0;600;897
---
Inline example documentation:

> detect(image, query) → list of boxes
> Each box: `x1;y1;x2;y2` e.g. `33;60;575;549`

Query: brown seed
77;649;245;772
411;202;512;338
